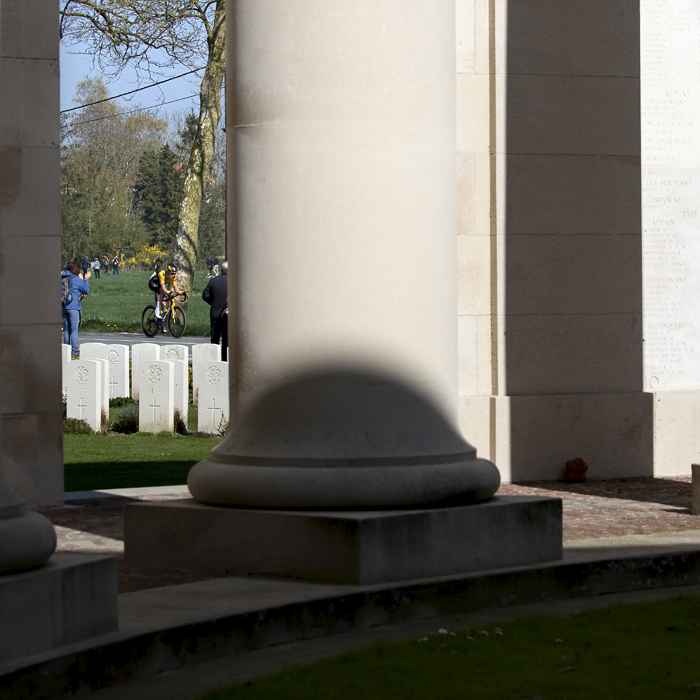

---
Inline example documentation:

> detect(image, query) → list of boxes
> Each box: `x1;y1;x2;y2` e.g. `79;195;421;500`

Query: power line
61;67;204;113
64;93;201;127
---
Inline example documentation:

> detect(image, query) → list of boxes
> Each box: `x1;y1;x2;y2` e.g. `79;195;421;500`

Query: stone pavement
43;477;700;594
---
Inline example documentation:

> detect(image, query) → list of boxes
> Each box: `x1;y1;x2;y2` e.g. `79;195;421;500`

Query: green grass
197;596;700;700
80;269;212;336
64;432;220;491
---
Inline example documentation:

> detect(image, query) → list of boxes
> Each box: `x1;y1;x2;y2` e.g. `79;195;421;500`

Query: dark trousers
94;267;100;278
210;314;228;362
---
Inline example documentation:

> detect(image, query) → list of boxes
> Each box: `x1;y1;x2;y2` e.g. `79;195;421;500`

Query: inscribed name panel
642;0;700;390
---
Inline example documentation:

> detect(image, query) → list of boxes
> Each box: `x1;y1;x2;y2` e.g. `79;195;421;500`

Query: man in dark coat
201;261;228;361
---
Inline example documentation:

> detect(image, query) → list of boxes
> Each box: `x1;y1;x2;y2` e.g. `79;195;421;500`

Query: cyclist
155;262;189;319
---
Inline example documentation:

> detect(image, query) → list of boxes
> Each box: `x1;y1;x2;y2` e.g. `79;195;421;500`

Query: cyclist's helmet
166;263;177;275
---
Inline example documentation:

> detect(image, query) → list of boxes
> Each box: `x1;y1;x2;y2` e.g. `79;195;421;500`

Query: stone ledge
4;544;700;699
124;495;563;585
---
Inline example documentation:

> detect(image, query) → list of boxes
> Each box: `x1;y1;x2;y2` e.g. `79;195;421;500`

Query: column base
124;495;562;585
0;553;117;664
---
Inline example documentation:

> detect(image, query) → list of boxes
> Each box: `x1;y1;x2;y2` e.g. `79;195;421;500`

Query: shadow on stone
189;368;501;509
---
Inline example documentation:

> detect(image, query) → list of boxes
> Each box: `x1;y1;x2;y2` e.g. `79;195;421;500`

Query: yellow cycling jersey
157;269;176;289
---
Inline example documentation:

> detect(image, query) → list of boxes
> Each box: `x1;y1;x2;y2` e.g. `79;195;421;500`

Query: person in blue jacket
62;261;90;359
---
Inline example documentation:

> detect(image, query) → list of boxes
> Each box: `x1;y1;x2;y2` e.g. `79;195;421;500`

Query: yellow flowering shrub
130;245;168;270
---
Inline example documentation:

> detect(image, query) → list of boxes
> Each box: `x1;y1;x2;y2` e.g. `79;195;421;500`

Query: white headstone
162;344;188;364
93;357;110;416
61;345;72;398
138;360;174;433
171;359;189;426
197;361;229;434
132;343;160;400
192;344;219;404
105;344;130;398
79;342;107;361
66;360;103;431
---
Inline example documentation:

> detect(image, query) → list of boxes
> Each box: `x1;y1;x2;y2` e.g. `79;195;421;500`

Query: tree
134;144;184;249
60;0;226;298
172;111;225;265
61;77;168;261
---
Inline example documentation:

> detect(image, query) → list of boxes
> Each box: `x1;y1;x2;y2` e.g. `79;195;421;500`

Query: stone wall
641;0;700;475
457;0;654;481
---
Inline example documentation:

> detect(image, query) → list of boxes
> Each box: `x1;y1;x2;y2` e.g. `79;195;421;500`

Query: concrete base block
0;553;117;664
125;495;562;585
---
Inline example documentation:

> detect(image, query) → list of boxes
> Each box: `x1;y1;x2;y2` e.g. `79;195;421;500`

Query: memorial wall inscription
642;0;700;390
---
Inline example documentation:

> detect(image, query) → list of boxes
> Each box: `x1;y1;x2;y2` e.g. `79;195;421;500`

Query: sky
60;43;202;121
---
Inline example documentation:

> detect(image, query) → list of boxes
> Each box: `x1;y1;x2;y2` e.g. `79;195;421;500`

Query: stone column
188;0;500;507
0;0;64;507
457;0;653;481
0;448;55;573
0;0;56;569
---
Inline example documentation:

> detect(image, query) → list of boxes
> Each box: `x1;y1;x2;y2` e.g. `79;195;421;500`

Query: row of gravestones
61;343;228;434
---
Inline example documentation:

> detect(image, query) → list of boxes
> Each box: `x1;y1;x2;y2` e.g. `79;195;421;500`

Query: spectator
212;255;220;276
81;256;90;276
62;261;90;359
92;257;100;279
202;261;228;361
206;256;213;276
112;256;119;275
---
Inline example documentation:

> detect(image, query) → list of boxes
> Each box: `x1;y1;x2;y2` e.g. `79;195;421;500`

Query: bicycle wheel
141;305;159;337
168;306;187;338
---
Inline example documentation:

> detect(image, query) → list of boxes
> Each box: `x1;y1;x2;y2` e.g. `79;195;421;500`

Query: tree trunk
173;0;226;299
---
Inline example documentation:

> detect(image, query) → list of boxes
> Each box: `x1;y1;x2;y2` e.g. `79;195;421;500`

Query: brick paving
500;477;699;540
42;477;700;593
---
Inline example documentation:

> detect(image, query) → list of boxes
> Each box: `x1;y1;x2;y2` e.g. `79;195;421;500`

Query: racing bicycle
141;292;187;338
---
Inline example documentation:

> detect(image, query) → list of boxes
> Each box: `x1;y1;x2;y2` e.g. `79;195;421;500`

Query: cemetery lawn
80;270;213;336
64;433;220;491
197;595;700;700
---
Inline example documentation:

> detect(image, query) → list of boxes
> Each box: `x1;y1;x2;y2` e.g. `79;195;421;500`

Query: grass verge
79;269;213;336
197;595;700;700
64;433;220;491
